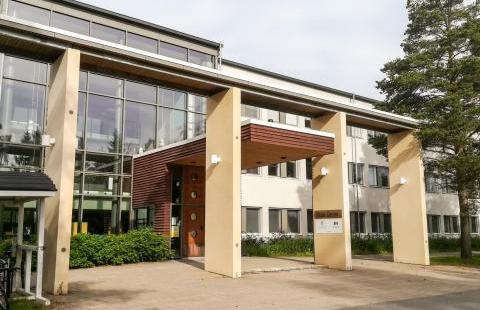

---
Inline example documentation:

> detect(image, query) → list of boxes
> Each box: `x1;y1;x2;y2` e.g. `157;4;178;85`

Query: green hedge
70;228;172;268
0;238;13;260
242;235;313;257
241;234;480;257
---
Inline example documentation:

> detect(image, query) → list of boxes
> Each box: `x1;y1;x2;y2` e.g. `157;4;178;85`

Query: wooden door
182;206;205;257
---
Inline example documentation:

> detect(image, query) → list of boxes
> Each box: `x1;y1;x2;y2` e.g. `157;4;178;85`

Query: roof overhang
0;15;418;133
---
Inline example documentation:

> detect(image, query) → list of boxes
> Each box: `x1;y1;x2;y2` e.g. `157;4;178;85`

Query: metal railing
0;257;14;310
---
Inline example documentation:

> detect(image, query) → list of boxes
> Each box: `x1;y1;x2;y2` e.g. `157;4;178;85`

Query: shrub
429;235;480;252
69;228;172;269
351;234;393;255
0;239;14;260
242;235;313;257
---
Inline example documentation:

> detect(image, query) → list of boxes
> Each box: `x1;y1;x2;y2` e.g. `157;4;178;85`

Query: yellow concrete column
311;112;352;270
388;130;430;265
205;88;242;278
43;49;80;294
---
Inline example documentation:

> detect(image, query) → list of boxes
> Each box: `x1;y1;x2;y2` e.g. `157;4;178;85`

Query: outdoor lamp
320;167;329;176
400;177;408;185
211;154;221;164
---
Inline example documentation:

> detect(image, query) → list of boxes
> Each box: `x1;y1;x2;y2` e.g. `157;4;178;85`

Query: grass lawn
9;300;50;310
430;255;480;268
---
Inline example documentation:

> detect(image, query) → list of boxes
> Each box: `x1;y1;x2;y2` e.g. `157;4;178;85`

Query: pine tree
376;0;480;259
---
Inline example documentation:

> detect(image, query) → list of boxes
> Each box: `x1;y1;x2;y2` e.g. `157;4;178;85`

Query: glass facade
7;1;216;68
75;71;206;234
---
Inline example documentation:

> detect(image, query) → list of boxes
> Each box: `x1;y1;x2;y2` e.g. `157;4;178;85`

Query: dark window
350;211;365;233
242;168;259;175
472;217;479;234
371;212;391;233
269;209;282;233
8;1;50;25
127;32;158;54
287;210;300;233
306;158;312;180
160;41;188;61
268;164;279;177
368;165;389;187
307;209;313;233
135;207;154;228
91;23;126;45
444;216;459;234
51;12;90;36
286;161;297;178
245;208;260;233
304;117;311;128
0;144;42;170
348;162;364;185
84;153;122;173
188;50;214;68
428;215;441;233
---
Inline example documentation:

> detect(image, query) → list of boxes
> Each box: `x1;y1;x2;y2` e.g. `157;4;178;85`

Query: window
241;104;259;119
350;211;366;233
157;108;186;146
266;109;280;123
160;41;188;61
127;33;158;54
284;113;298;126
242;167;259;175
304;117;311;128
188;50;214;68
245;208;260;233
91;23;126;45
444;215;459;233
347;126;364;139
125;80;156;103
286;161;297;178
287;210;300;233
368;165;389;187
425;172;455;194
124;101;156;154
471;217;479;234
269;209;282;233
307;209;313;233
8;1;50;25
268;164;280;177
0;56;48;146
51;12;89;36
427;215;441;233
306;158;312;180
348;162;364;185
371;212;391;233
135;207;154;228
159;88;186;110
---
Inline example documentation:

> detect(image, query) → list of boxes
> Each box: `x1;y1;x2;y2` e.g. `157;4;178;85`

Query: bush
70;228;172;268
242;235;313;257
351;234;393;255
429;235;480;252
0;238;13;260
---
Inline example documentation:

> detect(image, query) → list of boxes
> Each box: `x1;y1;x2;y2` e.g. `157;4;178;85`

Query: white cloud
80;0;408;100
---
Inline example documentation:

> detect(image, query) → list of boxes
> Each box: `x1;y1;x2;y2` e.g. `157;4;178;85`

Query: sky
81;0;409;100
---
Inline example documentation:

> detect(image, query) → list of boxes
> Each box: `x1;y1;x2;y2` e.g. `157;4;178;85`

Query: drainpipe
351;94;361;238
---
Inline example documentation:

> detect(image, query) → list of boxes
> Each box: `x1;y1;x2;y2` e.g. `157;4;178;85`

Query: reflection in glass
7;1;50;26
122;156;132;174
74;173;82;194
3;56;47;84
85;153;121;173
125;81;156;103
188;94;206;113
157;108;185;146
187;112;205;139
160;42;187;61
84;174;119;196
75;151;83;171
88;74;123;97
77;93;86;149
0;144;42;169
82;197;119;234
122;177;131;196
79;71;87;91
0;80;45;144
85;95;123;153
188;50;214;68
159;88;185;109
124;101;156;154
91;23;125;45
127;33;157;54
51;12;89;36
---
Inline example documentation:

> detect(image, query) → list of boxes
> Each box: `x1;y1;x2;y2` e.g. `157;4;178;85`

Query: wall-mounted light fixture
400;177;408;185
320;167;329;176
211;154;221;164
41;134;56;147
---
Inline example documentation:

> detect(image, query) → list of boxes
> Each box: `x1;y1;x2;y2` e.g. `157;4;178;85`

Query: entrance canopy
155;119;335;169
0;171;57;200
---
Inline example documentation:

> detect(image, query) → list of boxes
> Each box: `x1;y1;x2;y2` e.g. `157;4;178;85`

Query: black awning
0;171;57;192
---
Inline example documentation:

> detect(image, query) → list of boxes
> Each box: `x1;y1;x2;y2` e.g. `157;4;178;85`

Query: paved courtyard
51;257;480;309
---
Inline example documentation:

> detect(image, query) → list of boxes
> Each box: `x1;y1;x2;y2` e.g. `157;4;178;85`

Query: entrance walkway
51;258;480;310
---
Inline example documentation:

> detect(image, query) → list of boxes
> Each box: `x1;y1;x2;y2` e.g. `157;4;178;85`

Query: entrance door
182;206;205;257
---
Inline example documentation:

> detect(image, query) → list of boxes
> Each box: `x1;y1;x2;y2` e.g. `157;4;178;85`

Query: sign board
314;210;342;219
314;218;343;234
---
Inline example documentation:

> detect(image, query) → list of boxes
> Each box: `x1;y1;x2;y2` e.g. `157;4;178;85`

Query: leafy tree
376;0;480;259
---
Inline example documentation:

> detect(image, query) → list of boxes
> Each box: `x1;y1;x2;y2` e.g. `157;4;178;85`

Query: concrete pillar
43;49;80;294
388;130;430;265
205;88;242;278
311;112;352;270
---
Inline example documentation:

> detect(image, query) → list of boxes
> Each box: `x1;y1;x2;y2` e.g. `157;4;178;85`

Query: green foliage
431;255;480;267
351;235;393;255
376;0;480;258
70;228;172;268
242;235;313;257
9;300;48;310
0;239;13;259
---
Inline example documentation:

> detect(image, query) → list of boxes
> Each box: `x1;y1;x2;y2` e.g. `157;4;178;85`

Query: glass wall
7;0;216;68
75;71;207;234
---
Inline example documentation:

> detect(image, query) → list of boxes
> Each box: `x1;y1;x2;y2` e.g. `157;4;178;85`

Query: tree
376;0;480;259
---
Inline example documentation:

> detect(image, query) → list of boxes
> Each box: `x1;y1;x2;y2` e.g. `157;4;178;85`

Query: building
0;0;468;297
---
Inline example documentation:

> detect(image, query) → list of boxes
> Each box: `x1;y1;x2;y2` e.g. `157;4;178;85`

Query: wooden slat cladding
243;124;334;154
133;139;205;235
